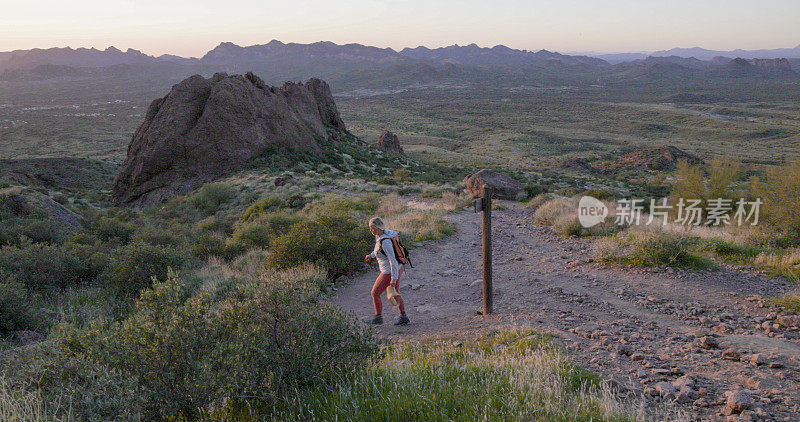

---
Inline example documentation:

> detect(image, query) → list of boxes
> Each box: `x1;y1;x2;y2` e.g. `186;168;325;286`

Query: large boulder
112;72;347;206
463;169;524;200
377;131;403;153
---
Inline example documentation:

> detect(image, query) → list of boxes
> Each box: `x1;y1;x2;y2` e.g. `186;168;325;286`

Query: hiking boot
364;315;383;325
393;314;410;326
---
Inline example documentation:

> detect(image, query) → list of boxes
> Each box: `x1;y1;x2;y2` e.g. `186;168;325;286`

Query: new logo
578;196;608;228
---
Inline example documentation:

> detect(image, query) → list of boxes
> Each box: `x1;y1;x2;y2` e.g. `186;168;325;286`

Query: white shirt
369;229;401;281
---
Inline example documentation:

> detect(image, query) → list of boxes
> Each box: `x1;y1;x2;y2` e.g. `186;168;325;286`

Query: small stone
726;389;753;413
722;348;741;360
654;381;677;397
694;398;709;407
750;354;766;366
697;336;719;349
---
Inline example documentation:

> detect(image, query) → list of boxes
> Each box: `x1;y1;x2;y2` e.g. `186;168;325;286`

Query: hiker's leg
371;273;391;315
395;266;406;313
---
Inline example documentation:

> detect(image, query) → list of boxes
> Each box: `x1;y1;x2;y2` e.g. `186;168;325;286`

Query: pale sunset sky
1;0;798;56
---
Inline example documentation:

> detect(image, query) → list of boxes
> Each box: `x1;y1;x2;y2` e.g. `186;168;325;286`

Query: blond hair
368;217;386;230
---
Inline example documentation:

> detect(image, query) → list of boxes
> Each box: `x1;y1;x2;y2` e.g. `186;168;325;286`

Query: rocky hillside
112;72;348;206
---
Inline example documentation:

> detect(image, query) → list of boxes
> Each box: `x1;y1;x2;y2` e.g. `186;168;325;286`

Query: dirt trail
334;201;800;421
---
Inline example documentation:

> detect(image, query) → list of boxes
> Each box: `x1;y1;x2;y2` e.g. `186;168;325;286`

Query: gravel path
334;201;800;421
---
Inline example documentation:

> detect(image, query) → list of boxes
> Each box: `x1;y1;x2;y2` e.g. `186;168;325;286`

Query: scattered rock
725;389;753;413
722;348;741;360
750;354;766;366
696;336;719;350
776;315;800;328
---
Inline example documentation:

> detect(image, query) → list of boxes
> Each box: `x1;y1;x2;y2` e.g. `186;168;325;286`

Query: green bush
267;214;372;279
552;214;582;237
189;232;246;262
0;272;42;334
101;242;188;296
0;240;83;290
232;211;303;250
62;232;112;281
626;231;710;268
91;216;136;243
190;183;237;214
0;218;71;246
58;266;377;419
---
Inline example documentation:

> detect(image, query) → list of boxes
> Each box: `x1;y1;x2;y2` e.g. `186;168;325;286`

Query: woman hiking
364;217;410;326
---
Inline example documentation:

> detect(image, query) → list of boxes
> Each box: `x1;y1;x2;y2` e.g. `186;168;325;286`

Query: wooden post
482;186;493;315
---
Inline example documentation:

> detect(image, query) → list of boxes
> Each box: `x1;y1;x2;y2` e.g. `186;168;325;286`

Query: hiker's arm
382;239;400;283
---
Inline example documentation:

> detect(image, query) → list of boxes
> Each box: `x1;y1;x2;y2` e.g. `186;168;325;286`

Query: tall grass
242;329;678;421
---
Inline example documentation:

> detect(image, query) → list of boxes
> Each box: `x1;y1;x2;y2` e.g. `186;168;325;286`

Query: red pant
371;266;405;315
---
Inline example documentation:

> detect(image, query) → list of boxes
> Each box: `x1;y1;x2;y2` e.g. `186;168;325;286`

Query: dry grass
0;376;59;422
532;197;574;225
261;328;684;421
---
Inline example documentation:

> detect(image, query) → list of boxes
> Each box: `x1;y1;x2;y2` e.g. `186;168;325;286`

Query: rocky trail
335;201;800;421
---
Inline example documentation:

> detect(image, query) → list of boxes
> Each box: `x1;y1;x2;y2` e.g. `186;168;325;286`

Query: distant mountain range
1;41;798;90
650;45;800;61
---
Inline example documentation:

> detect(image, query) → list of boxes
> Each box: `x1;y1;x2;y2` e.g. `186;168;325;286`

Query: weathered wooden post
482;186;493;315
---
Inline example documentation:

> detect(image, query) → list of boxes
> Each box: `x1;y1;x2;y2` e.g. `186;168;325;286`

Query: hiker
364;217;410;326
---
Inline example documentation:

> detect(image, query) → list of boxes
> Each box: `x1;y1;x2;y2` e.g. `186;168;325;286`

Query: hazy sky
2;0;799;56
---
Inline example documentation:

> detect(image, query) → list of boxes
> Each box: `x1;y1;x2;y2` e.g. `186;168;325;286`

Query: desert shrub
190;182;237;214
240;194;302;222
58;266;377;419
670;159;706;207
532;197;573;225
91;216;136;243
0;272;42;334
552;214;582;237
0;218;71;246
267;213;371;279
375;175;397;185
525;182;549;199
624;230;710;268
231;223;272;249
592;237;623;262
420;187;443;198
0;240;83;289
527;192;556;208
101;241;188;296
62;233;112;281
130;224;187;247
232;211;303;250
393;168;410;182
386;210;455;242
189;232;246;262
758;159;800;240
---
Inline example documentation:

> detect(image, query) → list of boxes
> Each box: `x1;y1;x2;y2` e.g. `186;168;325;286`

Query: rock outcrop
0;186;83;229
604;146;702;172
112;72;347;206
377;131;403;153
463;169;524;200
